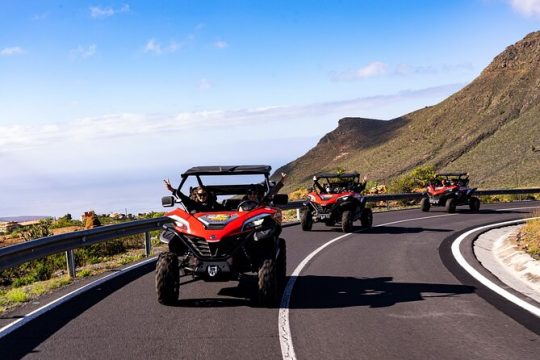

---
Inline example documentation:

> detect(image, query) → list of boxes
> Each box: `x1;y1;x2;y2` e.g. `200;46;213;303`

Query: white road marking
278;212;457;360
450;217;540;318
0;256;157;338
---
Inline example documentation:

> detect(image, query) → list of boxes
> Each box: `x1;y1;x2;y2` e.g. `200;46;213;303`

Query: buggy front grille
182;234;244;259
311;203;331;214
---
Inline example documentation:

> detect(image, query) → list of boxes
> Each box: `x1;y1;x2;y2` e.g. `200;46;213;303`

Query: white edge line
0;256;157;338
451;217;540;318
278;212;457;360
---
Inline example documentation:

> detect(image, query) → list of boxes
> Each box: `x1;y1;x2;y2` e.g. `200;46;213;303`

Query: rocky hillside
276;31;540;191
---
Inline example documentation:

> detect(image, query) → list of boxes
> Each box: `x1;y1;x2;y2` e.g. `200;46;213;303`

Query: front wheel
258;258;278;307
420;197;430;212
469;196;480;212
360;208;373;228
301;209;313;231
342;210;353;233
445;198;456;213
156;252;179;305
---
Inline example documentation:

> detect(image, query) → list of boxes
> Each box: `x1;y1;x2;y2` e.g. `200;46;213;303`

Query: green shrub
389;165;436;193
6;288;28;303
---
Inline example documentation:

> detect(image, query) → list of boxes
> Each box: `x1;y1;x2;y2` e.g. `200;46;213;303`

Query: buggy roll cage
176;165;273;198
429;173;470;187
312;172;362;192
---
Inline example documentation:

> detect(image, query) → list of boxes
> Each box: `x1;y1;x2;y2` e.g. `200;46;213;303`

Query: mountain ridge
276;31;540;192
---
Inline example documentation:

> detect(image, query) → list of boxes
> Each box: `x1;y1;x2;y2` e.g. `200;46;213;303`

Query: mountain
276;31;540;191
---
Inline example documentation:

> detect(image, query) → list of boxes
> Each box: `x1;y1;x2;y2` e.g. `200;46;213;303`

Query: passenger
313;176;326;194
264;172;287;202
163;179;223;213
354;175;368;193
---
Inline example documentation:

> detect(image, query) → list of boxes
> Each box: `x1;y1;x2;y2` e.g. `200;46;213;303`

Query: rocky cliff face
277;31;540;191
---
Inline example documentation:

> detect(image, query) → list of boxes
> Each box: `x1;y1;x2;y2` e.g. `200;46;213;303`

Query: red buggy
158;165;288;307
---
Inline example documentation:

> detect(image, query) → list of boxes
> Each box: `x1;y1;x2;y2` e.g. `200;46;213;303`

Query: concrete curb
474;224;540;303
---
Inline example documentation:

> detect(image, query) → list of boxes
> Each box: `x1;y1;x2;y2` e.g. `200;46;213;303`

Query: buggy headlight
337;196;350;202
242;214;270;231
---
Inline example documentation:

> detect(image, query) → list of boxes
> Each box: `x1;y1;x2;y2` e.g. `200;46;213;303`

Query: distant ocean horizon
0;216;51;222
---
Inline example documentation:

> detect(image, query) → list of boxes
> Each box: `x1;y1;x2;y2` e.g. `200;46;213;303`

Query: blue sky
1;0;539;217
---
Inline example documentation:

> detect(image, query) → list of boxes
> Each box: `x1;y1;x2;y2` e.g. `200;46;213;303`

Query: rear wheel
301;209;313;231
420;197;430;212
469;196;480;212
342;210;353;233
360;208;373;228
258;258;278;307
445;198;456;213
156;252;179;305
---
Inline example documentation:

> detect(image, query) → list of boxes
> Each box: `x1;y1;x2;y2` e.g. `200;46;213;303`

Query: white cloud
332;62;474;81
509;0;540;16
331;61;389;81
0;83;463;153
1;47;25;56
198;78;213;91
144;39;184;55
70;44;97;59
89;4;130;18
356;61;389;78
214;40;229;49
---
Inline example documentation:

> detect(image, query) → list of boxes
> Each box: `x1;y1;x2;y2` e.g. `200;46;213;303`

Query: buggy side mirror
161;196;176;207
273;194;288;206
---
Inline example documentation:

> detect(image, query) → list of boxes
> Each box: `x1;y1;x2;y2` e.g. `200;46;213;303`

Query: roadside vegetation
0;212;165;314
515;211;540;259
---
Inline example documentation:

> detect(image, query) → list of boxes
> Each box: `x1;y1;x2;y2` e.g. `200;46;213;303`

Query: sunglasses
197;192;208;197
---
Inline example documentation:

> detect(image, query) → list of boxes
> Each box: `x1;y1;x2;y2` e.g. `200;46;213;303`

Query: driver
163;179;223;213
238;186;262;212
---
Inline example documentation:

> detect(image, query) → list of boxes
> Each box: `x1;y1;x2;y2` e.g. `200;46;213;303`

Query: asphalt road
2;202;540;359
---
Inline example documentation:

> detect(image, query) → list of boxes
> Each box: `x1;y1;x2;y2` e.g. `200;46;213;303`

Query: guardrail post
144;232;152;257
296;208;301;221
386;200;389;211
65;250;76;278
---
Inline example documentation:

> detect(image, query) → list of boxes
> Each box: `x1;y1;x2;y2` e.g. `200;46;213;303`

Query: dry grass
516;211;540;259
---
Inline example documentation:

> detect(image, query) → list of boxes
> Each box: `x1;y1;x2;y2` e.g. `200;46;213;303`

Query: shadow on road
364;226;453;234
307;226;453;234
288;275;475;309
0;262;155;360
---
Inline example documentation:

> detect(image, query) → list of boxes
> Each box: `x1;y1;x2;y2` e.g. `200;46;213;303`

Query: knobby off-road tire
301;209;313;231
360;208;373;228
258;257;278;307
420;197;430;212
277;238;287;290
342;210;353;233
156;252;179;305
445;198;457;213
469;196;481;212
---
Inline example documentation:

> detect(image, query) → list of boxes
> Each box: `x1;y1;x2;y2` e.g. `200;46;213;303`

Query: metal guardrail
0;217;173;276
1;187;539;277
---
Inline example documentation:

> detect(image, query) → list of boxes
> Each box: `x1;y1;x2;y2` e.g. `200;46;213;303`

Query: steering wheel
237;200;259;212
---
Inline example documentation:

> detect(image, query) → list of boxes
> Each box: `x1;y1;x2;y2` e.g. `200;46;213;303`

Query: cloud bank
509;0;540;17
0;83;463;153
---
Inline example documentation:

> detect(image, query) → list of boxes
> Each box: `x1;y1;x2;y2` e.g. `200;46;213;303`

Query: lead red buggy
158;165;288;307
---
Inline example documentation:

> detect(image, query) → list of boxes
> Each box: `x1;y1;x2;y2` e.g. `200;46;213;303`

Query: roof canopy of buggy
181;165;271;177
315;172;360;179
435;172;468;178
